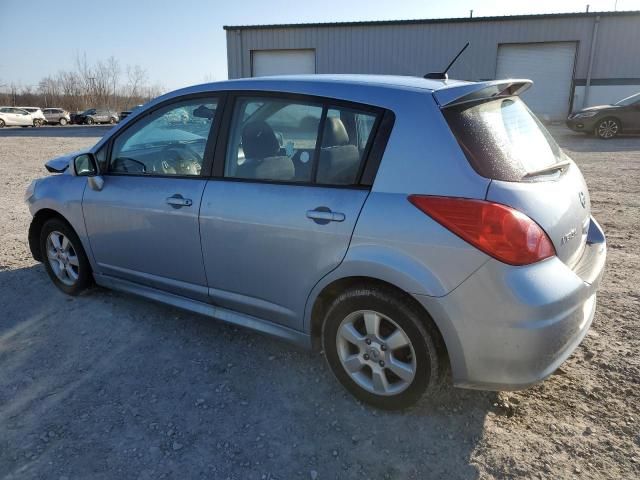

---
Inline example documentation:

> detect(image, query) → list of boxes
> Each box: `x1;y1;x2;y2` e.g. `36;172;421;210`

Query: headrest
323;117;350;146
242;121;280;159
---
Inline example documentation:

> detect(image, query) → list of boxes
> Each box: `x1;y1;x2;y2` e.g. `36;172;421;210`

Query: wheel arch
308;275;450;374
28;208;75;261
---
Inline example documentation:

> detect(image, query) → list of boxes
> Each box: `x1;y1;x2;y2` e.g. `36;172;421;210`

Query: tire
85;117;94;125
109;117;116;124
595;117;621;139
40;218;93;295
0;119;4;128
59;118;68;126
322;285;442;410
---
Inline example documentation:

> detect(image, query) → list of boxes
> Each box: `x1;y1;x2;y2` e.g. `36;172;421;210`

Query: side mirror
72;153;98;176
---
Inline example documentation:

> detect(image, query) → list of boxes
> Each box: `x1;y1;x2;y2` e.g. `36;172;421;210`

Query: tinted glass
316;107;377;185
225;97;322;182
443;97;563;182
110;97;217;176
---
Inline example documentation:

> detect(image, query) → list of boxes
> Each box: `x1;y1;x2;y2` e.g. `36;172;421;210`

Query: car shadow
0;125;112;138
0;265;495;479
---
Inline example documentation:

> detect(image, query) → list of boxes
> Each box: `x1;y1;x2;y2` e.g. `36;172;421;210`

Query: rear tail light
408;195;555;266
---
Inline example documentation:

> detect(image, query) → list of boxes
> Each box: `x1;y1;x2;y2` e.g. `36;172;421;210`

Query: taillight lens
408;195;555;266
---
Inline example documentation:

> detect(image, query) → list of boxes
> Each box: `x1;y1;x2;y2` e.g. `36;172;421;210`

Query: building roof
223;10;640;30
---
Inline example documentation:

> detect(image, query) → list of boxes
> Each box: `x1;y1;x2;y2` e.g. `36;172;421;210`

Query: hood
578;104;619;113
44;150;86;173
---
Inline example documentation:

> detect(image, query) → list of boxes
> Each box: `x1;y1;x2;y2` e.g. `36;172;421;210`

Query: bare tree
124;64;148;108
4;54;164;112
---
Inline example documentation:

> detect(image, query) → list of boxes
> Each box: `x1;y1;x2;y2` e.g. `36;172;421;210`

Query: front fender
28;175;95;270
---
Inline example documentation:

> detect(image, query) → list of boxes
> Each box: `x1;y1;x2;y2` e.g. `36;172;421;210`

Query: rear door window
443;97;563;181
224;96;381;186
317;107;377;185
225;97;323;183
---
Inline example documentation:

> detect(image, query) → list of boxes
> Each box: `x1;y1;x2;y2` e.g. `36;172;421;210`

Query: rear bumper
415;216;606;391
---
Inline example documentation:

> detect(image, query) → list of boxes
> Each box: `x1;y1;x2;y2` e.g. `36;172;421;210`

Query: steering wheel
161;144;202;175
112;156;147;173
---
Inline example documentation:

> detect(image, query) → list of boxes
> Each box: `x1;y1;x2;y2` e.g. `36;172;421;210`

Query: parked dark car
119;105;143;121
567;92;640;139
73;108;119;125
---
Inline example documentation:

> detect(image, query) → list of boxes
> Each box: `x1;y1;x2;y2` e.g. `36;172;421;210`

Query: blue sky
1;0;639;91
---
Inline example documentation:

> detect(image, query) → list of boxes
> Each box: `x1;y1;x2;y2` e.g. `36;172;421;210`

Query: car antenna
424;42;470;80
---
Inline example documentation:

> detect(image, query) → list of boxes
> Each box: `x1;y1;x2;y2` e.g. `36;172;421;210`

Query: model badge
561;228;577;245
579;191;586;208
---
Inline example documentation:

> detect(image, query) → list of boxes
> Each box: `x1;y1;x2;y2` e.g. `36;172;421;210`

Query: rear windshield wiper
522;160;571;179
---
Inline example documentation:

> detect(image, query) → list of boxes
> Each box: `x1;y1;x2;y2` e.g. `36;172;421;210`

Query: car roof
176;74;471;95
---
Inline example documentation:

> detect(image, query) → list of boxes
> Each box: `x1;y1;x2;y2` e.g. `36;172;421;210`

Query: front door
82;95;221;300
200;94;382;329
617;97;640;131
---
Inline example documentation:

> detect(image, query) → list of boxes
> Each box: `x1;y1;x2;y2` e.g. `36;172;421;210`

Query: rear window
443;97;563;182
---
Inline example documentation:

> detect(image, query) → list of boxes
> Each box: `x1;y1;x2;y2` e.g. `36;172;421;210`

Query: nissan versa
25;75;606;409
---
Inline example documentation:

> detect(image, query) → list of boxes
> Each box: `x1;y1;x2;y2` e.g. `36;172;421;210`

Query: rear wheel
109;117;116;124
596;118;620;139
85;117;94;125
322;285;442;410
59;117;68;126
40;218;92;295
0;119;4;128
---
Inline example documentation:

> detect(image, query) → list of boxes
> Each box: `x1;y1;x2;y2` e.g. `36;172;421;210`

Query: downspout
237;29;245;78
583;15;600;109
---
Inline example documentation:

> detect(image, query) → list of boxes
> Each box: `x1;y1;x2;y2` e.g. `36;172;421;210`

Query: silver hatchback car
26;75;606;409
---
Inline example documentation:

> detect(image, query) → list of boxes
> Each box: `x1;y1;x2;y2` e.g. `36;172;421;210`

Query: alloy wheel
598;119;619;138
46;231;80;286
336;310;417;396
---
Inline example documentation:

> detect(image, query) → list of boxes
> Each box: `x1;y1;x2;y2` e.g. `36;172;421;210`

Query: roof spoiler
433;79;533;108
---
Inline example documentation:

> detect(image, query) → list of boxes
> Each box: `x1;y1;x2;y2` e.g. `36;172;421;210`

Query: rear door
443;95;590;267
199;94;383;329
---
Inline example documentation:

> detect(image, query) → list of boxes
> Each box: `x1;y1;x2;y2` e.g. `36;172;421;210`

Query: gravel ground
0;125;638;479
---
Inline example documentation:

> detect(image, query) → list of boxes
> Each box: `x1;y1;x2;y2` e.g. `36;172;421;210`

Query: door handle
306;207;345;224
166;194;193;208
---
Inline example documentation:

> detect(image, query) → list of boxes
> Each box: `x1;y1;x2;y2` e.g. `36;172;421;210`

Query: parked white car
18;107;46;126
0;107;36;127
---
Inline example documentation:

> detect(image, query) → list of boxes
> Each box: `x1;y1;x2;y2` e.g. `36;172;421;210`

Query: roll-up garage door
496;42;577;121
251;49;316;77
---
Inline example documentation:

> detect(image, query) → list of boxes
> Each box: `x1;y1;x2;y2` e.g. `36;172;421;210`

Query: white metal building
225;11;640;120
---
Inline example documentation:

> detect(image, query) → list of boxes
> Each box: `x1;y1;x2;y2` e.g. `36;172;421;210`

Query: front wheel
109;117;116;124
596;118;620;139
40;218;93;295
0;119;4;128
322;286;442;410
85;117;94;125
59;117;68;126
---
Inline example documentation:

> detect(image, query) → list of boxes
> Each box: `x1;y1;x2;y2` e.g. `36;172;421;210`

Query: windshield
443;97;563;182
615;92;640;106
